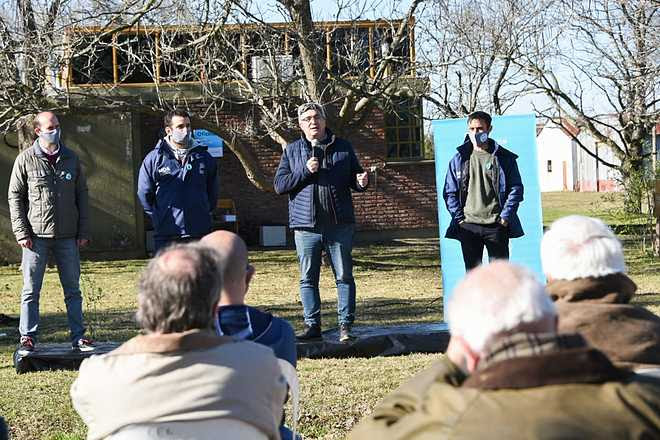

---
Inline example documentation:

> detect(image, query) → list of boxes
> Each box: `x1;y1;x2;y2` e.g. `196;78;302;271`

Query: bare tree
0;0;426;190
417;0;554;119
520;0;659;212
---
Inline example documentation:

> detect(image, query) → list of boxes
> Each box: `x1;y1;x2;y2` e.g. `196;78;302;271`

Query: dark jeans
458;222;509;271
294;224;356;327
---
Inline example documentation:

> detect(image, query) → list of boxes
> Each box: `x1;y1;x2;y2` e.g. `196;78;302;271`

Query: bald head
201;231;248;286
448;261;557;354
33;112;59;130
136;244;222;333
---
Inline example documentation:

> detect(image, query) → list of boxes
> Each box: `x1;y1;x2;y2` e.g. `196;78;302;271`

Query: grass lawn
541;191;650;225
0;192;658;439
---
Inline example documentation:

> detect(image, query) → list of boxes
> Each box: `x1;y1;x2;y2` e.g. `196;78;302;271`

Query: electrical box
260;225;287;247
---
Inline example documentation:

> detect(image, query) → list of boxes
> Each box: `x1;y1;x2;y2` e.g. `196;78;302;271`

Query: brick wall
191;105;439;243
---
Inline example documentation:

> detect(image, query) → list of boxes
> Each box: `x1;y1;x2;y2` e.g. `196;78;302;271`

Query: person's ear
164;126;172;136
487;125;493;134
245;264;255;292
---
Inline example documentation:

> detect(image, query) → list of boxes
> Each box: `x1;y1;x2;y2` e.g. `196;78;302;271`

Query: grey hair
136;244;222;333
448;261;557;354
541;215;626;280
297;102;326;120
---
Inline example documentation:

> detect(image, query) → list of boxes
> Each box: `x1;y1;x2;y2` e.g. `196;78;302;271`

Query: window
372;25;411;75
159;32;201;83
385;99;424;160
330;27;370;77
116;32;158;84
547;160;552;173
67;20;416;86
70;34;115;84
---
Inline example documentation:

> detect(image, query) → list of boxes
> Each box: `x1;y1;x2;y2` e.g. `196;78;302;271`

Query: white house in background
536;118;621;192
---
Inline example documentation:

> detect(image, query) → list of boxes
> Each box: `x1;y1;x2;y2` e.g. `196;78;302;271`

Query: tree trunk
16;115;34;151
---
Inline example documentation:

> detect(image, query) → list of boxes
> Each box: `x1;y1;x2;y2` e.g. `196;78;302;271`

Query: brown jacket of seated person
547;273;660;370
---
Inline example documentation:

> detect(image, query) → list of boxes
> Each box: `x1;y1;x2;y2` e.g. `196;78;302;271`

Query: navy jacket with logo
273;131;367;228
137;139;219;240
443;137;524;240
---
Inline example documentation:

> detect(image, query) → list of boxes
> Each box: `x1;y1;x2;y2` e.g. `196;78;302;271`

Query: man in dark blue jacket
274;102;368;342
443;111;524;271
138;109;219;252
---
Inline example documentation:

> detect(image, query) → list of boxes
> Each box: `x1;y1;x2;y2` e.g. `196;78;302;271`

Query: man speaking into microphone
274;102;368;343
443;111;524;271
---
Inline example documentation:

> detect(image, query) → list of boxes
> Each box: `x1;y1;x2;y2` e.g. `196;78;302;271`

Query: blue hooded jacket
443;137;524;240
273;131;367;228
137;139;219;239
216;305;297;367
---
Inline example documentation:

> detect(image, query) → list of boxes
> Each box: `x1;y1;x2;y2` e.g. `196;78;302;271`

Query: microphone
311;139;319;159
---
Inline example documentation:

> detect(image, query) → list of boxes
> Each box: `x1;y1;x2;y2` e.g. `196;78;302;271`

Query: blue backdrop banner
433;114;545;312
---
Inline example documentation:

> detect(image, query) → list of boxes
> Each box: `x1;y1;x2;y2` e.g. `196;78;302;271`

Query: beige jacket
70;330;287;440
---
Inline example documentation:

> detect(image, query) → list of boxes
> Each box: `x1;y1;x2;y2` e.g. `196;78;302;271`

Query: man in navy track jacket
443;111;524;271
138;109;218;252
274;102;368;343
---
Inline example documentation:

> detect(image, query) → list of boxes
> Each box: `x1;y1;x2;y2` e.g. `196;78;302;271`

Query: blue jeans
19;237;85;344
294;224;356;327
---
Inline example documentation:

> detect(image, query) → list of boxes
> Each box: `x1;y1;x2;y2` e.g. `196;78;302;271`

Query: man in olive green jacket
349;262;660;440
8;112;92;353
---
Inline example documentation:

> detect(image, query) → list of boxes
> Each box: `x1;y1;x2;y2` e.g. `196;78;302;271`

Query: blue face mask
39;128;60;145
469;131;489;147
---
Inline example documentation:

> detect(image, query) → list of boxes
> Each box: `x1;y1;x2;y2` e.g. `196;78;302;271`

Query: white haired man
71;244;286;440
349;261;660;439
542;215;660;369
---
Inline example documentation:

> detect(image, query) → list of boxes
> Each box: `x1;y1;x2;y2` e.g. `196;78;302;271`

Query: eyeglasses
300;114;323;124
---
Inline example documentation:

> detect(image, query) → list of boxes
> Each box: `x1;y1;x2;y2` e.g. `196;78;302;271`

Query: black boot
296;324;322;341
339;324;355;343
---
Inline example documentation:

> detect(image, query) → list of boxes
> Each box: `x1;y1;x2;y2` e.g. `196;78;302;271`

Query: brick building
0;19;439;262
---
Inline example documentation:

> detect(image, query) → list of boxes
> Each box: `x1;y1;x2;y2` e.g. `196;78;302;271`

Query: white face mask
469;131;488;147
170;128;191;147
39;128;60;145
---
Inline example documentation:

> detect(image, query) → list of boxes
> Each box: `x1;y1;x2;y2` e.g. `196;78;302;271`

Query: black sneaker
0;313;19;326
74;338;96;352
296;324;322;341
339;324;355;343
18;336;35;354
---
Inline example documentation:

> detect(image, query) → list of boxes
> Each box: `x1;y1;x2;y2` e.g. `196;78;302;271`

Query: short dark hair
164;108;191;128
136;244;222;333
468;111;492;128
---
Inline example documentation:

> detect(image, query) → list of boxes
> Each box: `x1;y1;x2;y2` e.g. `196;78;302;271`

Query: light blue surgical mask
170;128;191;147
39;128;60;146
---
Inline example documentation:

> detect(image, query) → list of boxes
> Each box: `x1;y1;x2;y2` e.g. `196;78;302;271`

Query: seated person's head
136;244;222;333
541;215;625;281
200;231;254;305
447;261;556;373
